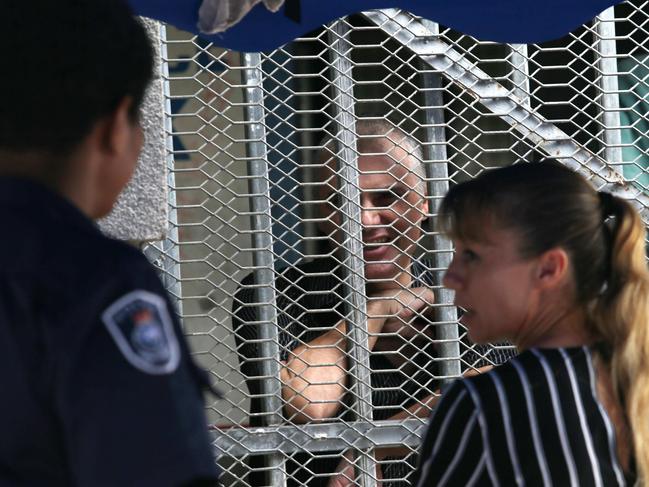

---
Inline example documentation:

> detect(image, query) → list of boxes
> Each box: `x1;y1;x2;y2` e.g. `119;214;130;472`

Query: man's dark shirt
232;256;515;486
0;178;220;486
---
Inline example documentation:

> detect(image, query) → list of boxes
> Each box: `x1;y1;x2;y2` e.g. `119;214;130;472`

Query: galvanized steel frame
210;8;649;465
144;23;183;312
327;19;377;487
213;419;426;457
594;7;624;170
418;19;462;383
154;6;649;486
240;51;287;486
363;9;649;218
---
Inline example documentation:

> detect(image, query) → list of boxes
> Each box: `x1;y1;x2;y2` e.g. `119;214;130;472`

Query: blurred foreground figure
415;160;647;486
0;1;220;485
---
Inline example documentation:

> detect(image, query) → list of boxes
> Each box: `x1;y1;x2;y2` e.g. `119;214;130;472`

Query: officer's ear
84;97;142;218
98;97;141;159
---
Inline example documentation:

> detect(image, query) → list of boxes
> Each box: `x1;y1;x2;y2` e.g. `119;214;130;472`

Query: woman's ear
535;247;570;290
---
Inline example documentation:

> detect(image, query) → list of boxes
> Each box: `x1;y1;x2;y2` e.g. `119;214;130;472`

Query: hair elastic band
598;191;615;219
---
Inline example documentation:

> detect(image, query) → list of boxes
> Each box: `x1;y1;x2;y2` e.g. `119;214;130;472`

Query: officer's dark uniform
0;178;220;486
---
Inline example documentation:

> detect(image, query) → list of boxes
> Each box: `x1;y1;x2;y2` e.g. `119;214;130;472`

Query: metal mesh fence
146;2;649;485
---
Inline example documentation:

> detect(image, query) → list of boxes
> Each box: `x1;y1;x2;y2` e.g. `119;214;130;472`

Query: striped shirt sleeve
415;381;487;487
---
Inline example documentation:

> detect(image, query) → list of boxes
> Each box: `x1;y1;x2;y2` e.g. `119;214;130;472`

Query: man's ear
419;198;429;223
535;247;570;290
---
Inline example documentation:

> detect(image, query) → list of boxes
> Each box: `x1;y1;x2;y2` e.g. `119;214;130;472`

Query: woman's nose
442;257;463;290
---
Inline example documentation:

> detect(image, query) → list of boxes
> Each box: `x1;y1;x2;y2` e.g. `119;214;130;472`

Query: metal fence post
144;23;183;314
508;44;532;159
594;7;623;173
419;19;462;383
241;51;287;487
327;18;377;487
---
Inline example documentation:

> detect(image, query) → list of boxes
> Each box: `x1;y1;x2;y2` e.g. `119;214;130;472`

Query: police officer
0;1;220;485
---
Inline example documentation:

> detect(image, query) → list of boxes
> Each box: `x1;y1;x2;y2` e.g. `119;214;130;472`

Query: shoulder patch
101;290;181;375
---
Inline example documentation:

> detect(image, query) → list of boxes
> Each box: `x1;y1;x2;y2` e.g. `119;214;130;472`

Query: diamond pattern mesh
145;3;649;485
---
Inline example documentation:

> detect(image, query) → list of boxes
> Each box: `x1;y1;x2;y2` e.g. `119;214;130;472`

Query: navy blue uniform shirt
0;178;220;486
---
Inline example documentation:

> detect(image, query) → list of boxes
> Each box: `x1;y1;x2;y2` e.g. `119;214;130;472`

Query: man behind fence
232;120;515;486
0;1;220;486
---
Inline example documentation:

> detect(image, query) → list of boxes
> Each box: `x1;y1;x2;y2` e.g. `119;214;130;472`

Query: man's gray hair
317;119;427;194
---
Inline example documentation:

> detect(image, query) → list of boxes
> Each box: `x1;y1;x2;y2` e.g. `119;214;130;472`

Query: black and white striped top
415;346;635;487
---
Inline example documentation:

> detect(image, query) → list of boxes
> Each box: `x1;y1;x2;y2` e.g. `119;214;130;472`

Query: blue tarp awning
129;0;624;52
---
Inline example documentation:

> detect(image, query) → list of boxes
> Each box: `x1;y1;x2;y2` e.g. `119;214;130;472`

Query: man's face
318;140;428;286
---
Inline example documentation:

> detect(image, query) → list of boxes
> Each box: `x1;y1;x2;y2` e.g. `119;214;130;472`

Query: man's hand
279;286;434;423
367;286;435;337
327;450;383;487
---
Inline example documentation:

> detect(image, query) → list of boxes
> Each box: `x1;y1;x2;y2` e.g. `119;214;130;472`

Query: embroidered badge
102;290;181;375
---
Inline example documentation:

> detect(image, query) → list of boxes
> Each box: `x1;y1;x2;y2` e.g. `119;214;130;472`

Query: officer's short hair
0;0;154;157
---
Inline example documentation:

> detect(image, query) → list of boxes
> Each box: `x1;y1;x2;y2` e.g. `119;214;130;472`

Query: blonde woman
415;160;647;486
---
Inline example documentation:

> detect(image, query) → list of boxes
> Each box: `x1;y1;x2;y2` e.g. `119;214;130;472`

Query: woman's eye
462;249;479;262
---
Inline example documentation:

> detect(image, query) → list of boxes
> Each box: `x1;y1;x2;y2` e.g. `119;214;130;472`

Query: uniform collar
0;177;100;235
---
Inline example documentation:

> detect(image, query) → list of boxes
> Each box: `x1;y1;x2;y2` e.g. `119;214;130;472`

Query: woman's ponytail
592;195;649;483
